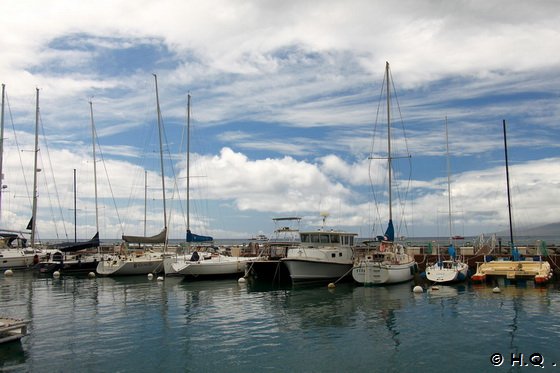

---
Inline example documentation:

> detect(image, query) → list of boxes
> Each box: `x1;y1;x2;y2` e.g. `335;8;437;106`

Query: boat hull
352;261;416;285
164;255;257;278
425;261;469;283
245;260;291;284
0;250;41;270
281;258;353;283
96;255;163;276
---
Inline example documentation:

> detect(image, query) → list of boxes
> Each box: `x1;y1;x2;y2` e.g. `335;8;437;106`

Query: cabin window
320;235;330;243
330;235;340;244
331;253;336;258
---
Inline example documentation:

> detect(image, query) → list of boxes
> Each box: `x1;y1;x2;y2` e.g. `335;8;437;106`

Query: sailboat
0;87;54;270
35;102;103;274
97;75;169;276
425;118;468;283
164;94;258;278
352;62;417;286
471;120;552;284
0;85;39;269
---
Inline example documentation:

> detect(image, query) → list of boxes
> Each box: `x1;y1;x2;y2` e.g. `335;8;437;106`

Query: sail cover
377;219;395;242
186;229;213;243
51;232;100;253
447;244;456;259
122;228;167;244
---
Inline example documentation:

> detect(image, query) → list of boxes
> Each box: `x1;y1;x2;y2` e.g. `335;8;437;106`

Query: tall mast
186;93;191;235
386;61;393;222
73;169;77;242
89;101;99;235
503;119;514;251
153;74;168;238
144;170;147;236
0;84;5;221
31;88;40;246
445;117;453;244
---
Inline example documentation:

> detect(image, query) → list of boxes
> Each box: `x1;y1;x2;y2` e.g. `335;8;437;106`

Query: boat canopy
186;229;213;243
122;228;167;244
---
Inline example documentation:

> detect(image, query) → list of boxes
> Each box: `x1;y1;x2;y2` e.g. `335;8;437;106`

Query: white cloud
1;0;560;239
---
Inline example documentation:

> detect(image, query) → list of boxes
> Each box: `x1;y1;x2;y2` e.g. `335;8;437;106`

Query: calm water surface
1;271;560;372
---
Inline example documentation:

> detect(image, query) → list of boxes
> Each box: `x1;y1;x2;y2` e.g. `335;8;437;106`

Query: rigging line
38;113;68;240
159;106;187;233
123;107;157;233
368;71;387;233
388;67;413;238
6;91;33;211
92;120;124;234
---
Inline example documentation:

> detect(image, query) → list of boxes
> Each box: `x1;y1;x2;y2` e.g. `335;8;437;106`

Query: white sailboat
425;118;468;283
0;86;49;270
352;62;417;286
280;213;358;284
163;94;257;278
97;75;169;276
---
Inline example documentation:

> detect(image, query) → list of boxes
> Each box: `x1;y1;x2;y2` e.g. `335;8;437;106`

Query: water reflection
2;271;560;372
0;340;26;370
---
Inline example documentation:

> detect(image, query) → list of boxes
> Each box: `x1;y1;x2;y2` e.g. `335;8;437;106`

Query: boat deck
0;317;29;344
471;260;552;283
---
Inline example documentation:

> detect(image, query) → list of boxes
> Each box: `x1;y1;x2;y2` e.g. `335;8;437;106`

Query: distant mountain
494;222;560;237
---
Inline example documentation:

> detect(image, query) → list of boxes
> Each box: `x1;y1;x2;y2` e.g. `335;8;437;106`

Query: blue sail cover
186;229;213;243
511;245;521;261
447;244;456;259
376;219;395;242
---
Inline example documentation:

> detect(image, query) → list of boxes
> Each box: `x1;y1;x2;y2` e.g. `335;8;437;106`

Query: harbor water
2;271;560;372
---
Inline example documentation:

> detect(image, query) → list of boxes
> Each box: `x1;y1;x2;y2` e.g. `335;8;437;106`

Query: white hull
0;250;39;270
96;254;164;276
281;258;353;282
425;261;469;283
352;261;416;285
164;255;257;277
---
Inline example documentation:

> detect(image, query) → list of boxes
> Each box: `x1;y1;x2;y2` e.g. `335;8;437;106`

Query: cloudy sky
1;0;559;242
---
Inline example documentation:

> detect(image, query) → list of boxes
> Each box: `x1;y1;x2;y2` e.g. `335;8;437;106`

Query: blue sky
1;0;559;241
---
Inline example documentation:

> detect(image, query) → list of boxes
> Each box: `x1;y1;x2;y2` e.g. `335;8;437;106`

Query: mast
73;169;77;242
503;119;515;252
144;170;147;236
89;101;99;235
187;93;191;236
0;84;5;221
153;74;168;242
445;117;453;244
31;88;40;246
386;61;393;222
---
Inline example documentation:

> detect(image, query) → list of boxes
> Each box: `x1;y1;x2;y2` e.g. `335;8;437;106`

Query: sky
0;0;559;242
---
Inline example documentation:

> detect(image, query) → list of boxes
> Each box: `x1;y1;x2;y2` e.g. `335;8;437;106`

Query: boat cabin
299;231;357;246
